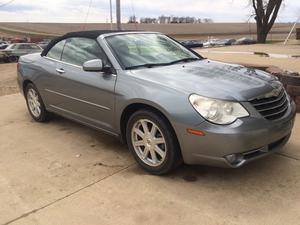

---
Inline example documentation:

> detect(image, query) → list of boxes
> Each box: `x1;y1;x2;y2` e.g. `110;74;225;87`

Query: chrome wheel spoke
36;106;41;115
153;137;165;145
141;120;149;134
142;147;150;159
29;90;35;100
149;148;158;164
150;125;157;136
155;145;166;158
134;140;145;147
133;128;145;139
35;100;41;107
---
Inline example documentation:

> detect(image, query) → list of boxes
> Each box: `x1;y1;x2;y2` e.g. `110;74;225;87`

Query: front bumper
176;100;296;168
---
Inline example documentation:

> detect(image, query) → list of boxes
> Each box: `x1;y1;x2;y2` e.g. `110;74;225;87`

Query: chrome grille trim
250;89;289;120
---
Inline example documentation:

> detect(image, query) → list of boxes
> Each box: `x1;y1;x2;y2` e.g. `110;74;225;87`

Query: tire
126;109;182;175
25;83;50;122
8;56;18;63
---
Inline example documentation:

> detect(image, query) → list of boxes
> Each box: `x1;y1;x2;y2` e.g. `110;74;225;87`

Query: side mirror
83;59;103;72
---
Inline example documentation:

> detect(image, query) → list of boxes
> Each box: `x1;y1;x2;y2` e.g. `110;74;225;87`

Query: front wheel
126;109;182;175
8;56;19;62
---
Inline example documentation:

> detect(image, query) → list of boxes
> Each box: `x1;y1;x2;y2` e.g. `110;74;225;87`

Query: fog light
225;153;243;165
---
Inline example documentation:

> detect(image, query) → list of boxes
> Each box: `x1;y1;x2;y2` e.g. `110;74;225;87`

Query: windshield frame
103;32;204;70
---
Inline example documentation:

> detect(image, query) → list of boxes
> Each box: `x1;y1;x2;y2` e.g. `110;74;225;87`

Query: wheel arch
119;102;180;149
22;79;33;95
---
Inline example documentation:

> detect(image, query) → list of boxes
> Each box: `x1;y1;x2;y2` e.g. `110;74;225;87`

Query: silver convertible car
18;30;296;174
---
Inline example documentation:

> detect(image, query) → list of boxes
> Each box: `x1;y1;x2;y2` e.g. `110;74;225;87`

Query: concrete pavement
1;94;300;225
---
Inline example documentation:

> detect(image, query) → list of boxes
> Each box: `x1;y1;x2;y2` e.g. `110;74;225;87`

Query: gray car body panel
17;31;296;168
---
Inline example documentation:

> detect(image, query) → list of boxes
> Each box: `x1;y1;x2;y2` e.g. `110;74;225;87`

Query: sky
0;0;299;23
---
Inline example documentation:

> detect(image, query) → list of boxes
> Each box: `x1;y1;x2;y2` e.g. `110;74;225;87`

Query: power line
0;0;16;8
109;0;113;30
116;0;121;30
130;0;137;29
83;0;93;30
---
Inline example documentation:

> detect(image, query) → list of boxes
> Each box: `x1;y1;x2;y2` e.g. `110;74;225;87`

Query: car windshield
105;33;201;69
6;44;16;50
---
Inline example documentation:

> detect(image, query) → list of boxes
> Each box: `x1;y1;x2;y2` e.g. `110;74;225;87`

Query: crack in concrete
93;162;124;168
2;163;136;225
276;152;300;161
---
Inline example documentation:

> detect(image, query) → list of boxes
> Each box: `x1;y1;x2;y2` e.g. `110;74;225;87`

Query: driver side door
44;37;117;134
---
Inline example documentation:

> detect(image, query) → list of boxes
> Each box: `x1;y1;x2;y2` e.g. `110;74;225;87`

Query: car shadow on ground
48;114;128;154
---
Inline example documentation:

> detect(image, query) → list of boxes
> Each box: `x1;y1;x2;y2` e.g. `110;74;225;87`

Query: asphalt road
0;94;300;225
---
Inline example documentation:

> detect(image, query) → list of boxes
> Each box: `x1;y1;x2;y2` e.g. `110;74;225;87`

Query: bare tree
252;0;283;43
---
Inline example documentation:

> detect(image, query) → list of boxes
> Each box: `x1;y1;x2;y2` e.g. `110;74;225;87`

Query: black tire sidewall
126;109;181;175
25;83;48;122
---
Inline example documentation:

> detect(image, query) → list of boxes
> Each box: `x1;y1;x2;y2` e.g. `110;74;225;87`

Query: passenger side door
14;44;29;57
43;38;117;133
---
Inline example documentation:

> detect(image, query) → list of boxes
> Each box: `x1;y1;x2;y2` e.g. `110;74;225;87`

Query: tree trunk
256;23;268;43
252;0;283;44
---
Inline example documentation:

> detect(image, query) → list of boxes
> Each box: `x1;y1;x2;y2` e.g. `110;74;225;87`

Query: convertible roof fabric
41;30;133;56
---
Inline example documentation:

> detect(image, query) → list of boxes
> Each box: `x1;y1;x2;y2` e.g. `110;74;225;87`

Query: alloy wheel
131;119;167;167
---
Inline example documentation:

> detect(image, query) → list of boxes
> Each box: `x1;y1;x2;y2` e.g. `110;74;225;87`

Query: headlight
189;94;249;125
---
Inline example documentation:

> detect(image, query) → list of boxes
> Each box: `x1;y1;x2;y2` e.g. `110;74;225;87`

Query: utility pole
116;0;121;30
109;0;113;30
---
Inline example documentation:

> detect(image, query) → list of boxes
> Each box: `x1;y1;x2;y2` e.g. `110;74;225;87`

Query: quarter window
30;44;41;49
61;38;108;67
46;40;66;60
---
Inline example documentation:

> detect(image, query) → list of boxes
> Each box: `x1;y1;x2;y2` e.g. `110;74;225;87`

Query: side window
19;44;31;50
15;45;22;49
61;38;108;67
30;44;40;49
46;40;66;60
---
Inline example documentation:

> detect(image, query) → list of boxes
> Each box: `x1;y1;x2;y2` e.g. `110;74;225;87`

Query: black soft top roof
41;30;134;56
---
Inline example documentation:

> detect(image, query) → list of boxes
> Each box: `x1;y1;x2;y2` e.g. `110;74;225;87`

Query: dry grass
0;63;18;96
197;43;300;73
0;22;296;40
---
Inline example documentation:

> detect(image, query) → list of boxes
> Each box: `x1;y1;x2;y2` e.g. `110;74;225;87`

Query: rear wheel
126;109;182;175
25;83;50;122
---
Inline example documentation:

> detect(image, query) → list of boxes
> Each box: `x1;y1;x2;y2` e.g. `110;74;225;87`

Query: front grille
250;89;288;120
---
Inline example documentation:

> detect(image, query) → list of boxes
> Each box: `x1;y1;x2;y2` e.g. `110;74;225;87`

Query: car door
44;37;117;133
15;44;30;56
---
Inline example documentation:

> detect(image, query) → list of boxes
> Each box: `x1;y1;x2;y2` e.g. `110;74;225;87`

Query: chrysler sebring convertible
17;30;296;174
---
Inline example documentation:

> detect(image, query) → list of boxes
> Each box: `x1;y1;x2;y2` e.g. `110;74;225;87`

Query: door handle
56;68;65;74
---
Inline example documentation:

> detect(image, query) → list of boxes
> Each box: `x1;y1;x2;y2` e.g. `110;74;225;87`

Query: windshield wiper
168;57;201;65
125;58;201;70
125;63;169;70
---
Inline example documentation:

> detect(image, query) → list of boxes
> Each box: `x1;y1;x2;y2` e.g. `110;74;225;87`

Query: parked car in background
180;40;203;48
37;41;51;49
18;31;296;175
0;40;8;45
2;43;42;62
215;38;236;46
235;37;257;45
0;44;9;49
203;39;220;47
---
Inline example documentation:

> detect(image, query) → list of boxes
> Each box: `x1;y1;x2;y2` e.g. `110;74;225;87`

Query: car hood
129;60;282;101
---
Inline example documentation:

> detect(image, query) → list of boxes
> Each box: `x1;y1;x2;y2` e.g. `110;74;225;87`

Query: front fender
114;72;205;134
